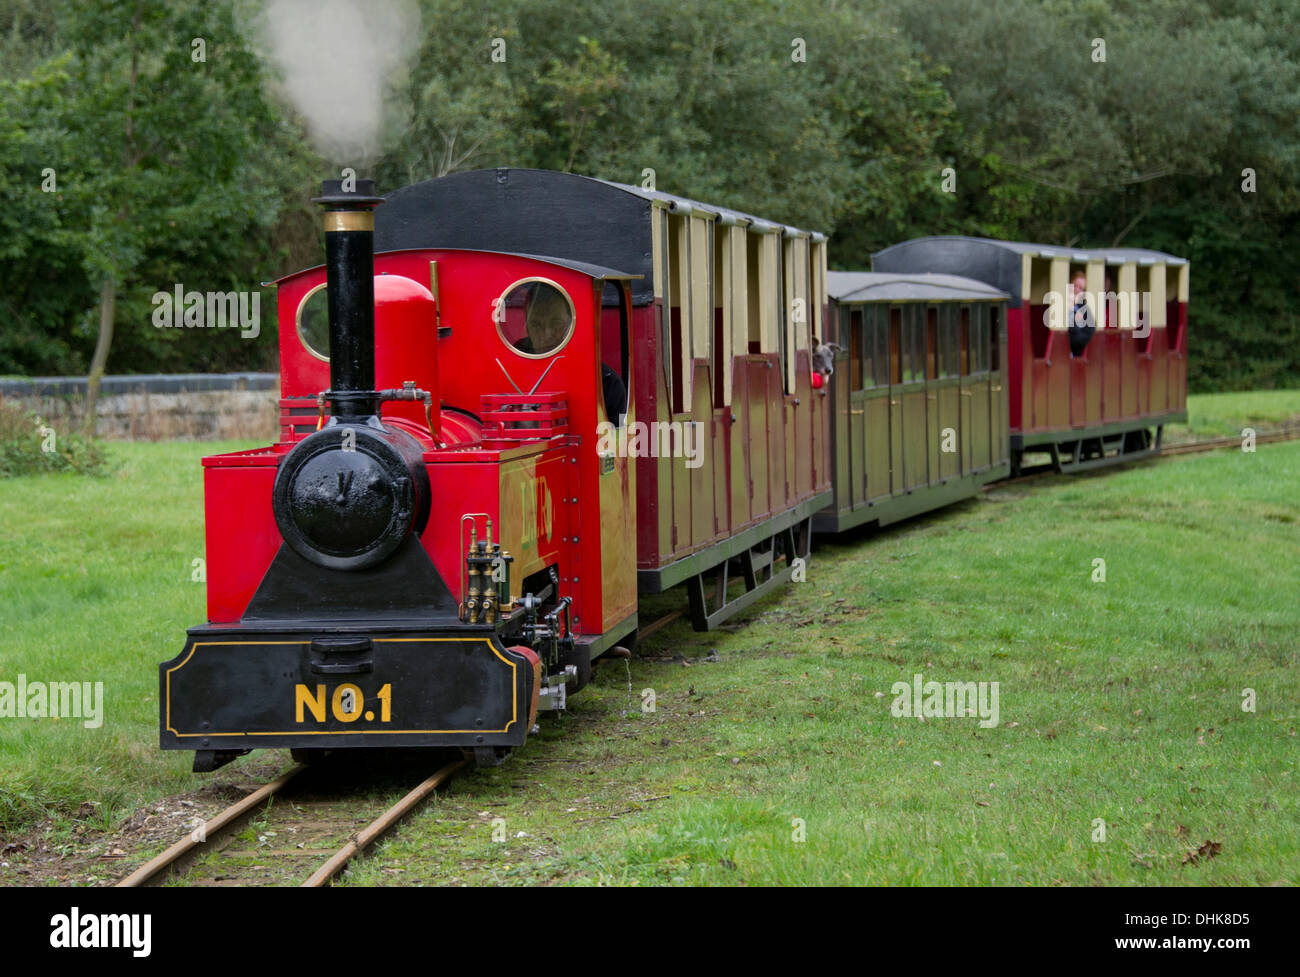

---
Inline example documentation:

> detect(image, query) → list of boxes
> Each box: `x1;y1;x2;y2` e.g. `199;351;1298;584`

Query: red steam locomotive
160;170;1187;772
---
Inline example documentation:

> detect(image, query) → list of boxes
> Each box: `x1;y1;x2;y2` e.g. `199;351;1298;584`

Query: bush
0;398;108;477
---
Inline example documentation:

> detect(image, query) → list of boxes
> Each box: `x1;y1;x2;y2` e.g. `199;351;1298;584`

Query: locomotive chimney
314;178;383;418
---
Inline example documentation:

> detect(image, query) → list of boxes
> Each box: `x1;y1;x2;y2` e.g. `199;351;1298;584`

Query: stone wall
0;374;279;441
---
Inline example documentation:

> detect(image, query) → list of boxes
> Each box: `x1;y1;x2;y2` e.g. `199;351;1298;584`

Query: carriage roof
876;236;1187;266
873;236;1188;307
827;270;1006;304
375;168;824;305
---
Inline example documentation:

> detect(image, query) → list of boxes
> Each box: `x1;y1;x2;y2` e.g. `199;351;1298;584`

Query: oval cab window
496;279;575;357
297;284;330;361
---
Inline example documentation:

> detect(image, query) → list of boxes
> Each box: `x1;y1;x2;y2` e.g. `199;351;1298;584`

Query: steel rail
637;609;684;642
301;758;467;887
115;764;305;887
991;427;1300;489
1160;427;1300;456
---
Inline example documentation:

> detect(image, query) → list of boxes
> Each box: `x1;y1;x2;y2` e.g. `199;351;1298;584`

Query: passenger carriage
873;237;1188;473
817;272;1011;532
375;168;834;631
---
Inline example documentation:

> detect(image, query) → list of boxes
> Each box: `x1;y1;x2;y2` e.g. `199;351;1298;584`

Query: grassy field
1;392;1298;884
0;442;241;834
1164;389;1300;442
345;438;1299;886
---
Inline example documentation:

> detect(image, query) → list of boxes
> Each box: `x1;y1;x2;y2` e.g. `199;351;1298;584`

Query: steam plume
256;0;419;164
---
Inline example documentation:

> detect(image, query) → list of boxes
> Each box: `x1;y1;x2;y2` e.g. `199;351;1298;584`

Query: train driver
519;283;626;423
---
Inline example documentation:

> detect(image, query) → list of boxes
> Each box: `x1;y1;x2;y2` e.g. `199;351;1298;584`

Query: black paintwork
874;238;1029;308
271;420;431;572
375;168;657;305
323;228;380;416
243;536;457;623
160;626;534;752
314;177;384;417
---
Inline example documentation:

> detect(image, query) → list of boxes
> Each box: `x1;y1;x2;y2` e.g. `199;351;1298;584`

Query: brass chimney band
323;211;375;233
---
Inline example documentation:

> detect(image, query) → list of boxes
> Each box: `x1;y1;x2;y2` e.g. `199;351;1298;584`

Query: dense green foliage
0;0;318;378
2;0;1296;390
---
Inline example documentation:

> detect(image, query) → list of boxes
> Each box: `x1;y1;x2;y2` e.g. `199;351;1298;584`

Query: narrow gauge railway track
116;758;465;888
1159;425;1300;456
992;426;1300;489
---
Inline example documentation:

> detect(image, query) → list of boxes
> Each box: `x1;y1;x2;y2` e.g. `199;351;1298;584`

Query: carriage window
942;306;960;377
913;308;928;381
811;238;826;356
746;234;762;354
726;226;749;400
796;236;813;390
296;283;330;362
1029;306;1050;360
898;307;915;382
848;308;864;390
713;223;727;406
872;316;889;387
667;213;690;412
990;306;1001;372
863;309;873;392
960;306;970;375
691;215;712;371
969;306;986;374
779;238;792;395
497;279;575;357
889;307;902;384
925;308;938;380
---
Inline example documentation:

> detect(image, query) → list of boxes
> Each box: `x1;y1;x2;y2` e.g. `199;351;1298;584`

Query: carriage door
597;279;637;632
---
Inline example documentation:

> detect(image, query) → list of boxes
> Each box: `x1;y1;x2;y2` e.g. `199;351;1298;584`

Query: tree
0;1;323;406
892;0;1300;389
59;1;289;429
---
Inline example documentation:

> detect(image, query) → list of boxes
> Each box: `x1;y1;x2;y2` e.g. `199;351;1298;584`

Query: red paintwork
201;446;284;624
509;645;544;726
374;275;442;437
201;249;639;644
1006;303;1188;439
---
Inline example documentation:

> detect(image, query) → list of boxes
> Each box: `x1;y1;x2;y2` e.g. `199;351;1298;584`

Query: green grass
1;396;1298;885
1165;388;1300;442
0;441;263;833
344;438;1300;886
